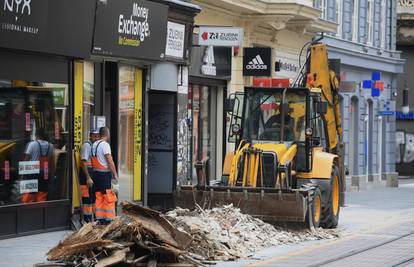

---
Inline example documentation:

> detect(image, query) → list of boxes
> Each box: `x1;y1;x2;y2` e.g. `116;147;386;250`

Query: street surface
218;179;414;267
1;179;414;267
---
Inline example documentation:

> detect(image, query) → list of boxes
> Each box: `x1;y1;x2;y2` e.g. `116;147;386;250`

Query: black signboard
0;0;96;58
243;47;271;77
189;46;232;80
93;0;168;61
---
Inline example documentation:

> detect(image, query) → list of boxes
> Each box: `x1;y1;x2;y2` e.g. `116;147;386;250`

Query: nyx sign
1;0;47;39
4;0;32;15
243;47;272;77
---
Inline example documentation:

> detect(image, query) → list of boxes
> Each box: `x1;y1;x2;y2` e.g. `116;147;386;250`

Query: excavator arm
306;43;343;152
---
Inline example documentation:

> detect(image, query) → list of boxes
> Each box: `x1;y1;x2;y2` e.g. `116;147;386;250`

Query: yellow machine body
175;42;344;227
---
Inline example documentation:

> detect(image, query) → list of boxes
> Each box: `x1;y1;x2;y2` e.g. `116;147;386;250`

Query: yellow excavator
175;42;345;228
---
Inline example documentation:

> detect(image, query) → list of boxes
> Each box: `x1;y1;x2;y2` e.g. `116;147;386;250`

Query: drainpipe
364;105;369;184
378;116;383;181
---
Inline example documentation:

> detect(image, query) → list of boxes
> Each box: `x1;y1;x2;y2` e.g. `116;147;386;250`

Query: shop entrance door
147;92;176;209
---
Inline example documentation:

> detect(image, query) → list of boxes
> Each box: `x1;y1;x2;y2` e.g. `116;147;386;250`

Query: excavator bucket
174;186;309;224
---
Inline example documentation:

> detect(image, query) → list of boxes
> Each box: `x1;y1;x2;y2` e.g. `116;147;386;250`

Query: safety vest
82;141;93;168
36;140;50;180
91;140;110;172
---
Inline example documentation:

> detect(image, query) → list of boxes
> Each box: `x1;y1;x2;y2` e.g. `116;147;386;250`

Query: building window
352;0;359;42
367;0;374;45
321;0;328;20
380;0;386;49
336;0;343;38
0;80;69;205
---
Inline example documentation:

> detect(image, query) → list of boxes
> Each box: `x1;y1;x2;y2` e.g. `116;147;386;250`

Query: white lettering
4;0;13;12
118;4;150;42
118;14;123;33
246;65;268;70
3;0;30;15
15;0;21;13
22;0;30;15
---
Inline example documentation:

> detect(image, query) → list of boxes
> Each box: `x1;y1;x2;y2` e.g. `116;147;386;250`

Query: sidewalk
0;231;71;267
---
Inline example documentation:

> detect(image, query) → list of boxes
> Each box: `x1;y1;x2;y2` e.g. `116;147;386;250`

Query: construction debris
46;202;206;267
166;204;342;261
43;202;341;266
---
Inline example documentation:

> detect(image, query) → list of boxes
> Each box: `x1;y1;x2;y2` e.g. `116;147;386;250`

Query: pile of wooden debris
42;203;341;266
166;204;341;261
44;202;211;267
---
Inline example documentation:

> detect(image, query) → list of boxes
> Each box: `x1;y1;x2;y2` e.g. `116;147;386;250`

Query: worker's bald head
99;127;110;140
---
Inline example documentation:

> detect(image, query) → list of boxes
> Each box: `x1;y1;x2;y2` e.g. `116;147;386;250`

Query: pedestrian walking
91;127;119;224
79;129;100;222
22;128;54;203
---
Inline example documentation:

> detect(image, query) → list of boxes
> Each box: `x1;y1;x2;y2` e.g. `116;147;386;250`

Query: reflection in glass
118;65;135;202
0;81;69;205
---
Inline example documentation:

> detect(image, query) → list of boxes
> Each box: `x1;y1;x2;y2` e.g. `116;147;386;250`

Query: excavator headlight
231;124;241;135
305;127;313;137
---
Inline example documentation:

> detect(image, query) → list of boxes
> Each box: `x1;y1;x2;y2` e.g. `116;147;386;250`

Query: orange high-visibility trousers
93;171;116;224
21;192;47;203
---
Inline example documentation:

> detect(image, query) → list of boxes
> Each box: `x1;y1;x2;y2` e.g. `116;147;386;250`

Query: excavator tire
305;187;322;228
321;165;340;229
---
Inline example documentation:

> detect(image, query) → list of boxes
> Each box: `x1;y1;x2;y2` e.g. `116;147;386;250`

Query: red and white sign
25;113;31;131
18;161;40;175
19;179;38;194
198;27;243;47
253;78;290;88
43;161;49;180
55;122;60;140
4;161;10;180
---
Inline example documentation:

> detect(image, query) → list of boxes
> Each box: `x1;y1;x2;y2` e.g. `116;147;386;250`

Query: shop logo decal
4;0;31;15
201;31;208;41
1;0;39;35
201;46;216;76
246;55;268;70
118;3;150;47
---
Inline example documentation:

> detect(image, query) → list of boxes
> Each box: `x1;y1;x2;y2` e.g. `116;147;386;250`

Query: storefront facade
0;0;199;238
147;1;200;209
189;0;335;184
0;0;96;238
188;45;232;184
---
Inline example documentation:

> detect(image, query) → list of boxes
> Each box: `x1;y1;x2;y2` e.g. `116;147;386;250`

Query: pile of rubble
45;202;209;267
42;203;341;266
166;204;341;261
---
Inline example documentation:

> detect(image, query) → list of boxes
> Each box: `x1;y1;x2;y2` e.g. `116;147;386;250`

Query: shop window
192;84;216;181
0;80;69;205
82;61;95;141
118;65;135;201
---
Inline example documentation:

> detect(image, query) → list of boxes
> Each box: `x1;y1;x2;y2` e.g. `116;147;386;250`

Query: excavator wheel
321;165;340;229
305;187;322;229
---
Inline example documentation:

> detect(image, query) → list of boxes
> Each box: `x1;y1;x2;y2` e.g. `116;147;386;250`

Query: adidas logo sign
246;55;268;70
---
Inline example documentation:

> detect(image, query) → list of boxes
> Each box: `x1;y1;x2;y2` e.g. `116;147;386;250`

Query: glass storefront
191;84;216;181
118;65;139;202
0;80;69;205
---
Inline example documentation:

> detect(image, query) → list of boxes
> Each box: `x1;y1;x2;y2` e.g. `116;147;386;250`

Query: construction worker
79;129;100;222
91;127;118;224
22;128;54;203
